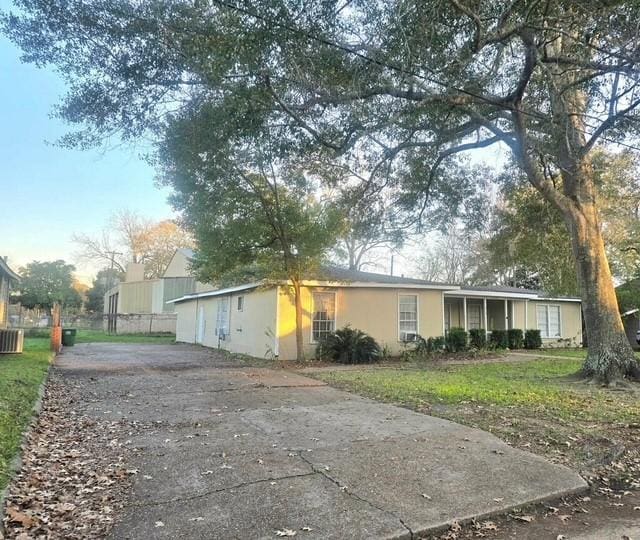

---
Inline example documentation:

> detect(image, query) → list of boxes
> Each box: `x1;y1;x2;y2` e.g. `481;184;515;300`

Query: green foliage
489;329;508;349
16;260;82;312
445;327;467;352
85;268;122;313
525;330;542;350
507;329;524;349
468;328;486;349
316;326;381;364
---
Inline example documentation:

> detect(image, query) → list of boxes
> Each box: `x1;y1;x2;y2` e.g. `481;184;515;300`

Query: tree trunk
292;278;305;362
565;199;640;383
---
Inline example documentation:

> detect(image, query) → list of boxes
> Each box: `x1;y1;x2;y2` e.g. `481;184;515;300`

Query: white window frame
311;291;337;343
536;303;562;338
398;293;419;341
467;303;482;330
215;296;230;337
237;295;244;312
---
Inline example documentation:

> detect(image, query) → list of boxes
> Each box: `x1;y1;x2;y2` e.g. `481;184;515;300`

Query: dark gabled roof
0;257;19;281
314;266;453;286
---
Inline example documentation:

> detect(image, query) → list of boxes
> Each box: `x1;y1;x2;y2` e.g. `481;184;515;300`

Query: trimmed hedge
468;328;486;349
525;329;542;349
489;329;508;349
507;328;524;349
446;327;468;352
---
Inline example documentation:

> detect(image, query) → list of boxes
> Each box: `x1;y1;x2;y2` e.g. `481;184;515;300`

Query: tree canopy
16;260;82;312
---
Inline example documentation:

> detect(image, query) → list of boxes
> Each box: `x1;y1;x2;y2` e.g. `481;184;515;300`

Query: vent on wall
0;329;24;354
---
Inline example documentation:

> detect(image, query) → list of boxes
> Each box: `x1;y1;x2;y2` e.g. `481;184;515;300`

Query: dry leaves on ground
1;376;137;539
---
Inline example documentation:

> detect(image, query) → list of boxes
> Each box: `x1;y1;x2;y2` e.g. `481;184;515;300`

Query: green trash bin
62;328;77;346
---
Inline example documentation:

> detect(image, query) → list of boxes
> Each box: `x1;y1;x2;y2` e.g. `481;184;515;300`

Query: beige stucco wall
175;288;278;359
163;251;191;278
528;300;583;347
277;286;446;360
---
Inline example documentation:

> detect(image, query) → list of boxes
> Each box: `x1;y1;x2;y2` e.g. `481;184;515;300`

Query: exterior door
196;305;205;344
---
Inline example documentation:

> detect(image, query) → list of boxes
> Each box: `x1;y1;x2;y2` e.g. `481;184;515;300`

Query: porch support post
504;299;509;330
463;297;468;331
524;300;528;331
483;298;488;339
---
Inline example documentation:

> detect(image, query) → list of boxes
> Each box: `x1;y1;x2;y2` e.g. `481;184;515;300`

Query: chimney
125;263;145;282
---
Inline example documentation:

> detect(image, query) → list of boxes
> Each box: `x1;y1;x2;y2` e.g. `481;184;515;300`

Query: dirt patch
0;373;139;539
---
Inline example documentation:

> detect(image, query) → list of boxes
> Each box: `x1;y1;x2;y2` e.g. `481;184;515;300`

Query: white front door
196;305;205;344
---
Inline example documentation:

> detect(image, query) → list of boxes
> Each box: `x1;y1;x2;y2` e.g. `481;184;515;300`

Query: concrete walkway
57;343;587;539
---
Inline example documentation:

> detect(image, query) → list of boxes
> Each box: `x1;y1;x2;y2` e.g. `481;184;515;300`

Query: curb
0;354;54;535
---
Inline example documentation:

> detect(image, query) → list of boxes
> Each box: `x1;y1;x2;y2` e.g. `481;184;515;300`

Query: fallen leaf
155;521;165;528
275;528;297;537
7;507;37;528
514;515;534;523
189;517;205;522
301;526;312;532
558;514;571;522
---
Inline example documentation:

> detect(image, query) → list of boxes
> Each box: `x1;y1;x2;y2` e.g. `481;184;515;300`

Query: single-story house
0;257;19;329
104;248;208;334
168;268;583;360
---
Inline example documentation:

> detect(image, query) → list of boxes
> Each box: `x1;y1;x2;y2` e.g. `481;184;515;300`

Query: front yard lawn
75;330;175;344
0;338;52;492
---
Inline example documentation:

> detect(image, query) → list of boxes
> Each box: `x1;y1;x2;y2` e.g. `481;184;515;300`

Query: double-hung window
536;304;561;338
215;297;230;337
399;294;418;341
312;292;336;342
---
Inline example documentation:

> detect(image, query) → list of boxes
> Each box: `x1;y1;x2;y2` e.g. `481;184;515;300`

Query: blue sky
0;31;175;283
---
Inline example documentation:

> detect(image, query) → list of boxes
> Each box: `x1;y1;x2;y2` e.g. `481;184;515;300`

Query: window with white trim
399;294;418;341
468;304;482;329
237;296;244;311
312;292;336;342
215;297;230;337
536;304;561;338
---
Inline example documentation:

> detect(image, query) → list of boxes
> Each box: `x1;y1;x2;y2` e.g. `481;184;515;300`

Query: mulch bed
0;375;137;539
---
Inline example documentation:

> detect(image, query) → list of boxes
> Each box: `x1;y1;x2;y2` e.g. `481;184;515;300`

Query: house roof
0;257;20;281
176;248;195;259
167;265;581;305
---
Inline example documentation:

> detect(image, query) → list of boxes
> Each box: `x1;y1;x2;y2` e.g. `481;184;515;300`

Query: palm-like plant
317;326;381;364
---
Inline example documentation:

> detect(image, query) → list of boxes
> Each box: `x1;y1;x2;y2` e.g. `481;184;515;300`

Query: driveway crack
128;470;317;507
297;453;414;539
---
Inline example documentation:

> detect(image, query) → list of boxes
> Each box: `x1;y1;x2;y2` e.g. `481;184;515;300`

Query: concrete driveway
57;343;587;539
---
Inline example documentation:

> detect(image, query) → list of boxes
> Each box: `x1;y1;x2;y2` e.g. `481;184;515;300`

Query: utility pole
105;251;123;291
390;254;394;276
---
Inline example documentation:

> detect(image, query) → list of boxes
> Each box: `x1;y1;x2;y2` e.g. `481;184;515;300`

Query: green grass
313;357;640;424
75;330;175;344
0;338;52;491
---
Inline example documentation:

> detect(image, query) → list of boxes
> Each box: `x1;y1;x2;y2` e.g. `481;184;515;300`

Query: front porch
443;290;532;337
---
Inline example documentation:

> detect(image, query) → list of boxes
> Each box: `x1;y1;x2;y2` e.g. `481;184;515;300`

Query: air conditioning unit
401;332;418;342
0;329;24;354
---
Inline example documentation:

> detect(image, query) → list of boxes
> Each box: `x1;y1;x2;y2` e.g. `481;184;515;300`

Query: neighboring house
104;248;206;334
168;267;583;361
615;279;640;350
0;257;20;329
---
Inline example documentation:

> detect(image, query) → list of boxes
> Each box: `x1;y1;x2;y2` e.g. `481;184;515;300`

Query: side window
312;292;336;342
399;294;418;341
237;296;244;311
215;297;230;337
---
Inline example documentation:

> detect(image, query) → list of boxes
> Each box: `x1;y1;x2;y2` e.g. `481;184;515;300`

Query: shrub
489;329;508;349
468;328;487;349
507;328;524;349
316;326;381;364
428;336;446;352
446;327;468;352
524;329;542;349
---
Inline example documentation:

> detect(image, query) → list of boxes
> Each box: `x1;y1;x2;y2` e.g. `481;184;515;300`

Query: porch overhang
444;289;539;300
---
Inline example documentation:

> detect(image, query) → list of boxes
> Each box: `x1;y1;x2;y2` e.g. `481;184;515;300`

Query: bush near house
468;328;486;349
507;328;524;349
525;329;543;349
316;326;381;364
489;329;508;349
445;327;467;352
